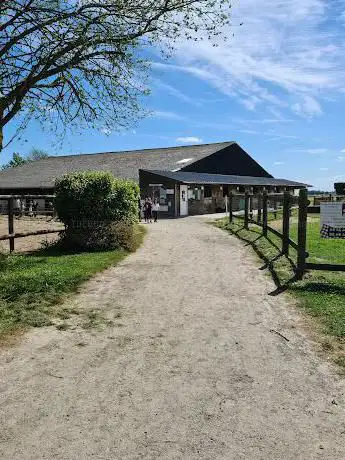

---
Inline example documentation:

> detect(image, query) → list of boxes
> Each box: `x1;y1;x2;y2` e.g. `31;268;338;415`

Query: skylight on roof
171;168;181;172
176;158;193;165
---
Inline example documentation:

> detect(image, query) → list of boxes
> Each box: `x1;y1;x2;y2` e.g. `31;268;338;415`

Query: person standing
144;197;153;223
28;200;33;217
33;200;38;217
152;199;160;222
143;198;148;223
138;197;142;221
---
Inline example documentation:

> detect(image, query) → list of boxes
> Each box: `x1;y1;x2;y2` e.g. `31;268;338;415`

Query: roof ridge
38;141;235;160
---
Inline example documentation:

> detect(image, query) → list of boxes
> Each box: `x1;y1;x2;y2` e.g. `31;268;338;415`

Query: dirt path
1;217;345;459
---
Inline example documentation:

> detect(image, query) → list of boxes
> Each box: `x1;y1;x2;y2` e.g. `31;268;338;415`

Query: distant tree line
309;190;334;195
1;148;48;169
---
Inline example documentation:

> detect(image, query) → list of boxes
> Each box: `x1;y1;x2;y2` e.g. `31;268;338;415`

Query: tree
1;147;49;169
1;152;27;169
0;0;232;150
27;147;49;161
334;183;345;195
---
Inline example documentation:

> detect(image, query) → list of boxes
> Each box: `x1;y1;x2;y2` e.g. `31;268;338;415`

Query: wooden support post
8;198;14;252
257;194;262;223
229;192;233;223
296;188;308;279
282;191;290;256
262;191;268;237
249;194;253;220
244;192;249;230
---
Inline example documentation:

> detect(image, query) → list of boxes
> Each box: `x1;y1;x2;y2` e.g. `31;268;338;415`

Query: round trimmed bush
55;171;139;250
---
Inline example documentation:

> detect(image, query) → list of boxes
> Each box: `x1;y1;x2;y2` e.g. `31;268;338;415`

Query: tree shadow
219;220;345;300
225;223;298;296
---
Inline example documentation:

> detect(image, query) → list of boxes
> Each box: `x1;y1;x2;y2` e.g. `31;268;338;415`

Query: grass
214;216;345;367
0;225;146;338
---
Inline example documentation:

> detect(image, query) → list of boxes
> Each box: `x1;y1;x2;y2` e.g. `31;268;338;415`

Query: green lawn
0;225;145;338
214;217;345;366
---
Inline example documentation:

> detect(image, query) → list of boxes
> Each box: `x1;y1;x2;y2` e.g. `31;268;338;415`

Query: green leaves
55;171;140;224
0;0;232;148
1;152;27;169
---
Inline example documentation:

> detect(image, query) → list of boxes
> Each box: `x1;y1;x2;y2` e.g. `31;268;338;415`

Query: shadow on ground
224;223;299;296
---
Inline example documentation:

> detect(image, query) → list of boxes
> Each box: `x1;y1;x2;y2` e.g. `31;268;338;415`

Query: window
204;185;212;198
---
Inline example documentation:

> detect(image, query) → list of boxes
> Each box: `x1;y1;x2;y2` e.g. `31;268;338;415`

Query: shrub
334;183;345;195
58;221;139;252
55;171;140;250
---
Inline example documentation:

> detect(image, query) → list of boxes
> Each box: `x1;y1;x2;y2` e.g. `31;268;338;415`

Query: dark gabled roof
0;141;234;190
142;170;310;188
180;142;273;178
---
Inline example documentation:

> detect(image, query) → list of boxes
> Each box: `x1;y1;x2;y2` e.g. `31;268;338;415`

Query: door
180;185;188;216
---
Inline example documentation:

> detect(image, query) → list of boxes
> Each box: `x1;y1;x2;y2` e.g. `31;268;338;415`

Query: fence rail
0;194;59;252
0;228;61;242
228;189;344;278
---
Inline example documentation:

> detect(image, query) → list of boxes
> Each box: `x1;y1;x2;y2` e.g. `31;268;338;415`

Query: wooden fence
228;189;345;278
0;194;61;252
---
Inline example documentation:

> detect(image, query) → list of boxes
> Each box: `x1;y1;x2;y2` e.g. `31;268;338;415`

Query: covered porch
139;169;308;218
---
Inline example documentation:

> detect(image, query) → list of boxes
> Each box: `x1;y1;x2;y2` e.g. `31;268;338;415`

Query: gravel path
1;217;345;459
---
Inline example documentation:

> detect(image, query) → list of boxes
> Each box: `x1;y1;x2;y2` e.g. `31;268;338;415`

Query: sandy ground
0;216;63;253
1;216;345;459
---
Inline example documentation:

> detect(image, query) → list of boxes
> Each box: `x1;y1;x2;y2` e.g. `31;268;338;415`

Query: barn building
0;141;307;217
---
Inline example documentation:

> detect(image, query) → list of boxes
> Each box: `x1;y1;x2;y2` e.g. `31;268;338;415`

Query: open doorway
180;185;188;216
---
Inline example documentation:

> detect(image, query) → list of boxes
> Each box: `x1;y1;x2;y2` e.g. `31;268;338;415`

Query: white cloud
291;95;323;117
154;80;200;106
176;136;203;143
305;148;329;154
285;147;329;155
154;0;345;118
100;127;111;135
152;110;185;121
340;148;345;153
273;161;285;165
267;133;298;140
337;156;345;161
320;167;329;171
239;129;260;134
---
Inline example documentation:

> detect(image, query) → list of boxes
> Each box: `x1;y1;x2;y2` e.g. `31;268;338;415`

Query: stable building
0;141;307;216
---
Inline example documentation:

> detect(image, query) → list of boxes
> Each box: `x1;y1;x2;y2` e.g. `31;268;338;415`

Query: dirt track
0;216;62;253
1;216;345;459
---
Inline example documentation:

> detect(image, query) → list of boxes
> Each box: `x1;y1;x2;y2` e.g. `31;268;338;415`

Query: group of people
14;198;39;217
139;197;160;223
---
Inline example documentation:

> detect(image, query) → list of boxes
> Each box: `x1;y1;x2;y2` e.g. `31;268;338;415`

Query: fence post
273;197;278;219
282;191;290;256
228;192;233;223
296;188;308;279
244;192;249;229
262;191;268;237
8;198;14;252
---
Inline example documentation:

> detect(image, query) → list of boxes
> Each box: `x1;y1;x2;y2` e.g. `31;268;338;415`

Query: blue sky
4;0;345;191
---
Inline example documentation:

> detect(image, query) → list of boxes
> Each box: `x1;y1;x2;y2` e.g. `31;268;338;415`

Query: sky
4;0;345;191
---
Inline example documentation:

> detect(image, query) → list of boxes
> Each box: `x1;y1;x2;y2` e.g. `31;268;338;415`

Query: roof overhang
140;170;311;188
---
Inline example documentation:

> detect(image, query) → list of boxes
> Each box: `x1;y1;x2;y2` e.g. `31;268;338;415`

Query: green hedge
54;171;140;250
55;171;139;223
